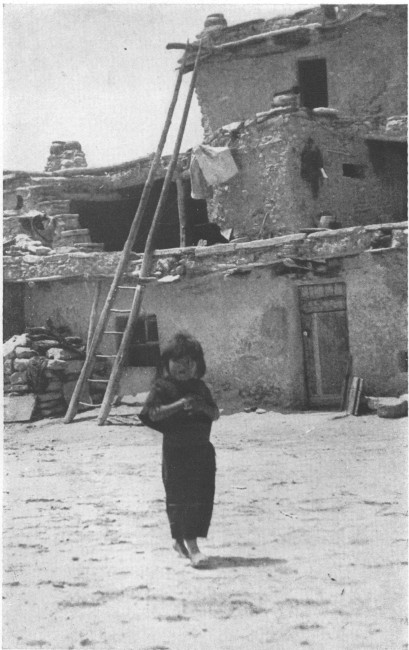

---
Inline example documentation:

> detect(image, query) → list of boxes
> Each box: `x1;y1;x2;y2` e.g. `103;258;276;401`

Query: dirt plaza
3;409;407;650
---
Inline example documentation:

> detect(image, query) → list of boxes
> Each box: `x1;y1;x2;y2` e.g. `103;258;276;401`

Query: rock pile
45;141;87;172
5;233;52;257
4;323;106;419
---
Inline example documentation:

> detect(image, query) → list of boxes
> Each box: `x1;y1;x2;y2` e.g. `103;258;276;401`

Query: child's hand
183;395;207;413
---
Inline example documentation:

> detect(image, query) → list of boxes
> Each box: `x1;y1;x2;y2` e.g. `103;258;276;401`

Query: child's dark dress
140;376;217;540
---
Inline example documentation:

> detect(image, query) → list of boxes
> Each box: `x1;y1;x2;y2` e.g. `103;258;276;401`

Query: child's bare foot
173;539;189;558
185;538;209;568
189;551;209;568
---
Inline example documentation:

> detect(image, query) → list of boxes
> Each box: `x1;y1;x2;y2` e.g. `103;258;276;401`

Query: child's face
168;356;197;381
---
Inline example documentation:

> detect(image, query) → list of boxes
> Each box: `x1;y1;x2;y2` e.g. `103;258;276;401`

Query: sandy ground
3;408;408;650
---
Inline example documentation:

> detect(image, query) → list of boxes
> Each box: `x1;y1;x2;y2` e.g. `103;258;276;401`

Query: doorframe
297;280;350;408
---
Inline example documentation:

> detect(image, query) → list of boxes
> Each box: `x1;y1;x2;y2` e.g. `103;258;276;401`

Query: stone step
37;200;72;216
53;214;81;230
73;243;104;252
55;229;92;247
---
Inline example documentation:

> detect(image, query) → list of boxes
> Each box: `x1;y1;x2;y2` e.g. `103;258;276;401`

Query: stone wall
207;114;407;238
195;8;407;137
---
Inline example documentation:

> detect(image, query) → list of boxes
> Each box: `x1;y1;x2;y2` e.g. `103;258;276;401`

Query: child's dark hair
160;331;206;378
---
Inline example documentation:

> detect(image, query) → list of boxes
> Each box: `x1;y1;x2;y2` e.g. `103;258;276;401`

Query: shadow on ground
199;556;287;570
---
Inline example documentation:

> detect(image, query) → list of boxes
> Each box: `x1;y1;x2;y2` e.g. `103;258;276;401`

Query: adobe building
172;4;407;238
3;5;408;413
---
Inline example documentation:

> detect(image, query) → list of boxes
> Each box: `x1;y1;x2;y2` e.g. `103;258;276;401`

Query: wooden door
299;283;349;407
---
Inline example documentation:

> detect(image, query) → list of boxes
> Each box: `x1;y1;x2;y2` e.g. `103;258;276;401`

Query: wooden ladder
64;42;201;425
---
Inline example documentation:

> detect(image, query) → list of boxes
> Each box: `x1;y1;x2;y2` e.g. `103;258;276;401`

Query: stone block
4;395;37;422
377;395;408;418
4;334;31;359
37;200;72;216
46;359;68;371
10;371;28;384
32;340;61;353
14;347;38;359
46;348;83;361
37;391;63;404
4;359;13;375
7;384;30;394
53;214;81;230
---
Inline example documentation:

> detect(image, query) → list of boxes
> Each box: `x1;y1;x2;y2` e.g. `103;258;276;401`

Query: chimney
45;141;87;172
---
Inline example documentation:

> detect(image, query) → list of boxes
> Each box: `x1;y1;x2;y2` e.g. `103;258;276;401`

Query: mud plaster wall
196;12;407;137
342;249;408;395
209;118;406;238
23;270;305;408
22;248;407;404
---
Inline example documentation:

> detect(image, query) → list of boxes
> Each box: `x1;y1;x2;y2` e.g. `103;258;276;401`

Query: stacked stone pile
5;233;52;257
45;141;87;172
4;324;107;419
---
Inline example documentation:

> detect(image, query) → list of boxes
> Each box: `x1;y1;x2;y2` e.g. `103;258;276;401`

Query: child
139;332;219;568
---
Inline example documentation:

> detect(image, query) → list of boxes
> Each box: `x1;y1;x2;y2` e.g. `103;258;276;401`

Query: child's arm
187;391;220;421
197;399;220;421
148;397;191;422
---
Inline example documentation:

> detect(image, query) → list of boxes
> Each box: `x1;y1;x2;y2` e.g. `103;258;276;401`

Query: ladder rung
127;276;158;284
87;378;109;383
110;309;131;313
118;286;137;290
79;402;102;408
96;354;117;358
104;331;124;335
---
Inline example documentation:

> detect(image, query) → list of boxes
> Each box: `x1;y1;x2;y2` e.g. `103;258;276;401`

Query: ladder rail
96;41;203;425
64;45;189;424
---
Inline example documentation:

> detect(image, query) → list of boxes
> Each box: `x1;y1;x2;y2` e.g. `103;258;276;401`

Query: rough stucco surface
24;270;305;409
22;247;407;407
195;10;407;137
207;115;407;238
343;249;408;395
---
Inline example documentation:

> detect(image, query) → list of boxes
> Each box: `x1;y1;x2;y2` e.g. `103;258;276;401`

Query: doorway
298;58;328;109
299;282;349;407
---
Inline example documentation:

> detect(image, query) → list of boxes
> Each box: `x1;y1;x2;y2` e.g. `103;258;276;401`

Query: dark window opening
298;58;328;109
343;164;366;179
116;314;160;367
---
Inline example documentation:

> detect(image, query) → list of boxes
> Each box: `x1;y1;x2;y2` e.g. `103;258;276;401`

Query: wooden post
87;280;102;352
176;177;188;247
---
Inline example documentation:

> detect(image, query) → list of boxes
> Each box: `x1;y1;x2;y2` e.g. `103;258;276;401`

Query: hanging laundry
189;156;210;200
190;144;239;198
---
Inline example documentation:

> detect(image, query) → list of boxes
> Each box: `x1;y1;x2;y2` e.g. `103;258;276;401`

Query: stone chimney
45;141;87;172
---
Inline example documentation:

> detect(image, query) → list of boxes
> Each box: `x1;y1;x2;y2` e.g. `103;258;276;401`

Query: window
116;314;160;367
298;58;328;109
343;164;366;179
